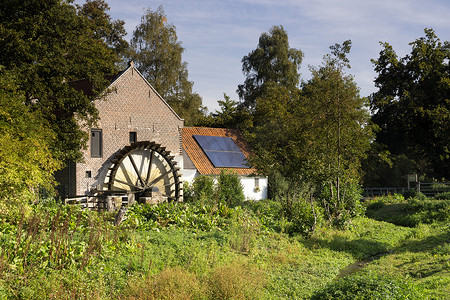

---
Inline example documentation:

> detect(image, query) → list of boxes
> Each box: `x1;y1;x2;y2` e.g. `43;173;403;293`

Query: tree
249;41;372;224
130;6;204;125
370;28;450;181
196;94;252;130
77;0;130;66
0;0;121;161
301;40;372;221
0;68;61;201
237;25;303;110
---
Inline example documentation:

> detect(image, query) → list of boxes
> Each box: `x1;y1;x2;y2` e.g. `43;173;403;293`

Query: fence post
106;196;114;212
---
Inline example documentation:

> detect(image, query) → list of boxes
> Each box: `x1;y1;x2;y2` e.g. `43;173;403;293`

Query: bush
403;189;426;200
434;191;450;200
319;181;365;228
365;193;405;205
366;197;450;227
127;201;232;231
243;199;287;233
364;194;405;212
366;200;385;211
189;175;216;204
184;171;245;208
217;170;245;207
406;199;450;225
286;199;322;236
311;274;424;300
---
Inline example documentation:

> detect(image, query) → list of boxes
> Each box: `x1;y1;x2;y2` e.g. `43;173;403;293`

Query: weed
311;273;425;299
1;197;449;298
208;262;267;300
122;267;205;300
434;191;450;200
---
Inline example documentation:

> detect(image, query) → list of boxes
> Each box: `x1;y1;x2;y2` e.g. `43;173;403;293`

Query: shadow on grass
304;235;392;260
365;203;416;227
396;226;450;253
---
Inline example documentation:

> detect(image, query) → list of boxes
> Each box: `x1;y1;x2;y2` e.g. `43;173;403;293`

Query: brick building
56;62;183;202
56;62;267;204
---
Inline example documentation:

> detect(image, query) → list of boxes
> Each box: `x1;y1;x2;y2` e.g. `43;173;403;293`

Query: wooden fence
64;195;129;211
363;182;450;198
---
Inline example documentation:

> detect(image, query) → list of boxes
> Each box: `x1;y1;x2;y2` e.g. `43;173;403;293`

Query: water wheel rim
107;141;181;201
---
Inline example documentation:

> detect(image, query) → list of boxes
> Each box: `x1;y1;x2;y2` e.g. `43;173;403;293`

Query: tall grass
0;194;448;299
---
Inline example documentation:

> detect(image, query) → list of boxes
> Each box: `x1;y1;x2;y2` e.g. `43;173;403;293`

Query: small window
255;178;260;189
129;131;137;144
85;171;92;178
91;129;102;158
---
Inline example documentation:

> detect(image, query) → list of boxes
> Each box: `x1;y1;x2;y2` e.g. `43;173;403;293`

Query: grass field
0;195;448;299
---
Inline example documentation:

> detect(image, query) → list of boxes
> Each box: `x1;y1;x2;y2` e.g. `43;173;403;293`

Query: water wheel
107;141;182;203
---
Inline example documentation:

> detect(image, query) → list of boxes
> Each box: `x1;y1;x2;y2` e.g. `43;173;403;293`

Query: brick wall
74;65;184;195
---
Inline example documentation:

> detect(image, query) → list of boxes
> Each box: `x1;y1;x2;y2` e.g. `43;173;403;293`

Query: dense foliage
1;191;448;299
184;171;245;208
77;0;130;65
237;25;303;110
243;36;372;228
0;69;61;201
366;193;450;227
0;0;122;162
368;28;450;184
196;94;253;131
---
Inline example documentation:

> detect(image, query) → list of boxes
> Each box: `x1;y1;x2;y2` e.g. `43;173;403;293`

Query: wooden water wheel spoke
128;154;145;187
107;141;181;202
147;169;172;188
113;178;143;190
145;150;154;186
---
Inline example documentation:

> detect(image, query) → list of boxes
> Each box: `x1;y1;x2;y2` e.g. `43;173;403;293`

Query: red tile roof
182;127;258;175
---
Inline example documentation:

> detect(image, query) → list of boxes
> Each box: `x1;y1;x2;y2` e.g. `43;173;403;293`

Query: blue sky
79;0;450;112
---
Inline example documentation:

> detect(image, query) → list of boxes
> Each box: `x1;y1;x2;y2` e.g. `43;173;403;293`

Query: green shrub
403;189;427;200
191;175;216;204
184;171;245;208
406;199;450;225
182;181;195;203
287;199;323;236
217;170;245;207
127;201;246;231
434;191;450;200
243;199;287;233
366;198;450;227
319;181;365;228
365;200;385;211
311;274;424;299
366;193;405;205
364;194;406;217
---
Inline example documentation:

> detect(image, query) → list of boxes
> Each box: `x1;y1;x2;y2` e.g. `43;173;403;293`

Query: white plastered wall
181;172;268;201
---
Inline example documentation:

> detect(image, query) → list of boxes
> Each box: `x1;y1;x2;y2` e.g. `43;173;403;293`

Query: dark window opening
91;129;102;158
86;171;92;178
129;131;137;144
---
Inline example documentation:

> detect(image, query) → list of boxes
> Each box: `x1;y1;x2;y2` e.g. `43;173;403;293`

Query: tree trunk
309;194;317;233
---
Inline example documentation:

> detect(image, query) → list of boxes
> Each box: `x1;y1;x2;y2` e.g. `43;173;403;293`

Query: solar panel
193;135;250;168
